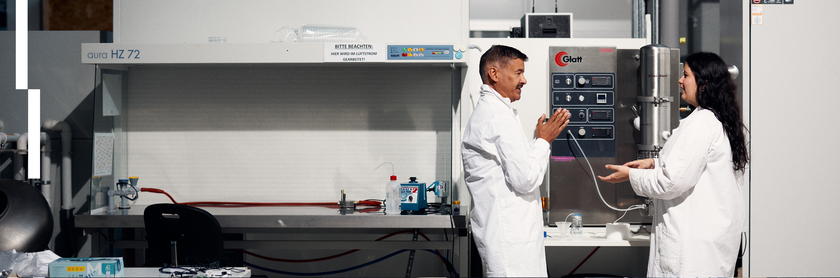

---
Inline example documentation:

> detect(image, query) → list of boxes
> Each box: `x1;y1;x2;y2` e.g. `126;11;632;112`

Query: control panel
387;45;458;60
549;47;617;157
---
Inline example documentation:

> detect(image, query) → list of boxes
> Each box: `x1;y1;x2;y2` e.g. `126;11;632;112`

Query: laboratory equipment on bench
432;180;450;203
571;213;583;236
385;175;400;214
107;177;139;213
374;162;401;214
452;200;460;215
339;189;355;215
400;177;427;214
547;45;680;225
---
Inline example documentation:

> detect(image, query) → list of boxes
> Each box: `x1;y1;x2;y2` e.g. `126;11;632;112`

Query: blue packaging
49;257;124;277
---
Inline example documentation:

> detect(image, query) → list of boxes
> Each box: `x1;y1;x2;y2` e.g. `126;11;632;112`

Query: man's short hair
479;45;528;83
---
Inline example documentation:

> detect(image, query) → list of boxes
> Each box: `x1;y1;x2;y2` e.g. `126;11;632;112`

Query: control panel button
578;95;585;102
577;128;586;138
596;93;607;104
565;94;572;102
566;77;572;85
578;76;586;86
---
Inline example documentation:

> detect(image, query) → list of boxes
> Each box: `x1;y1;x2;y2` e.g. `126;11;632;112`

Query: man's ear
487;66;499;83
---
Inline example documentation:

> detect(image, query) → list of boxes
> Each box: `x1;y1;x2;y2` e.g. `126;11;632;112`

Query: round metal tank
0;179;54;252
638;44;672;157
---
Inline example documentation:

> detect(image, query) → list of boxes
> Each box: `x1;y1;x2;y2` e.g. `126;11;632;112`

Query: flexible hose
139;187;380;208
567;130;646;212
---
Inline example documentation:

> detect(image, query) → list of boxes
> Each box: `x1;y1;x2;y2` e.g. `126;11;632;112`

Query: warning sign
324;43;386;62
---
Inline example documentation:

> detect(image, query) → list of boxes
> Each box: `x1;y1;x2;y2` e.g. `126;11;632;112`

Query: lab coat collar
480;84;517;114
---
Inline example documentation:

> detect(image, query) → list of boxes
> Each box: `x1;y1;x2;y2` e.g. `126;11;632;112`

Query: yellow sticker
67;266;86;272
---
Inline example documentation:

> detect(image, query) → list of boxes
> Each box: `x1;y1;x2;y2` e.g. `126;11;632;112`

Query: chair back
143;203;223;266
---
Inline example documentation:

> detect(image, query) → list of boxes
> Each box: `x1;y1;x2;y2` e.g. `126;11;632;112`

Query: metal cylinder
638;44;672;158
660;0;680;48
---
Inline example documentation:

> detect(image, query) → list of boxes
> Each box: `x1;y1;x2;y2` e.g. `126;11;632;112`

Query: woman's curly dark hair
686;52;750;171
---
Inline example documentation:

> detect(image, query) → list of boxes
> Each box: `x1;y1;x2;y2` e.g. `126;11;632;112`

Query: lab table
77;205;465;249
76;205;468;272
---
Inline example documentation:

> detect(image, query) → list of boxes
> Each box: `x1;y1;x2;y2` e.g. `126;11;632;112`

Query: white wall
469;0;633;38
748;1;840;276
121;66;454;205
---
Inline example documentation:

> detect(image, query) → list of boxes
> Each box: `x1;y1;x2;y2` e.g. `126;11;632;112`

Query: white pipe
14;133;27;180
44;120;72;210
41;137;52;208
6;133;49;181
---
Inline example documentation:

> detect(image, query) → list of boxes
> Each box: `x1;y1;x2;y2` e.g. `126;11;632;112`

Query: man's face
492;58;527;102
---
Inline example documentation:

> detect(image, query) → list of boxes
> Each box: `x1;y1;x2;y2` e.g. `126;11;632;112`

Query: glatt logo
555;51;583;67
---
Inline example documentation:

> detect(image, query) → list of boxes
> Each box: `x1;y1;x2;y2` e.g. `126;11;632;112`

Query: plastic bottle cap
390;175;397;181
453;200;460;205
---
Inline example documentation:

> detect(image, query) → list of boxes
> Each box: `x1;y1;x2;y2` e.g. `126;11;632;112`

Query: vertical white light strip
15;0;27;89
17;0;41;179
29;89;41;179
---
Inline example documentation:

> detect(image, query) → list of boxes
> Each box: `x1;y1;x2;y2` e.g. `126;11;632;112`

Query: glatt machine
548;45;680;225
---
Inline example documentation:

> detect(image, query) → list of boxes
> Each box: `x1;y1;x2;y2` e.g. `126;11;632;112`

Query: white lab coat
461;84;549;277
629;107;745;277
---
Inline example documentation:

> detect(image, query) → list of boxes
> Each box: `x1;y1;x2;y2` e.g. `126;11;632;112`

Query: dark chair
143;203;224;267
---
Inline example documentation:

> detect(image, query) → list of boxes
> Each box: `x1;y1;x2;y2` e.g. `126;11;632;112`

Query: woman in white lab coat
598;52;748;277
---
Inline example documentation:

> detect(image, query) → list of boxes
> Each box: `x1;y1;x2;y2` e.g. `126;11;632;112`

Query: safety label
324;43;386;62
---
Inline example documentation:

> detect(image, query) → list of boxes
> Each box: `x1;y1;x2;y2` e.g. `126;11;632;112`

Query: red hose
140;187;381;208
568;246;600;275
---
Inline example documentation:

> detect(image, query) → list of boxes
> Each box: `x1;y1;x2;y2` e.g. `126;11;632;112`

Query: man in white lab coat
461;45;570;277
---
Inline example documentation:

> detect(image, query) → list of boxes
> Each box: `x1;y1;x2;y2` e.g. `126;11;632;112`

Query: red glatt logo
555;51;583;67
555;51;570;67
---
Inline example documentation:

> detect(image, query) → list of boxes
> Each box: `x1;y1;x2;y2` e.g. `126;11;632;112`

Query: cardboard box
49;257;124;277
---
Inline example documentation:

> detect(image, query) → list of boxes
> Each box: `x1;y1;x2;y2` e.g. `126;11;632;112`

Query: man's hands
536;108;571;143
